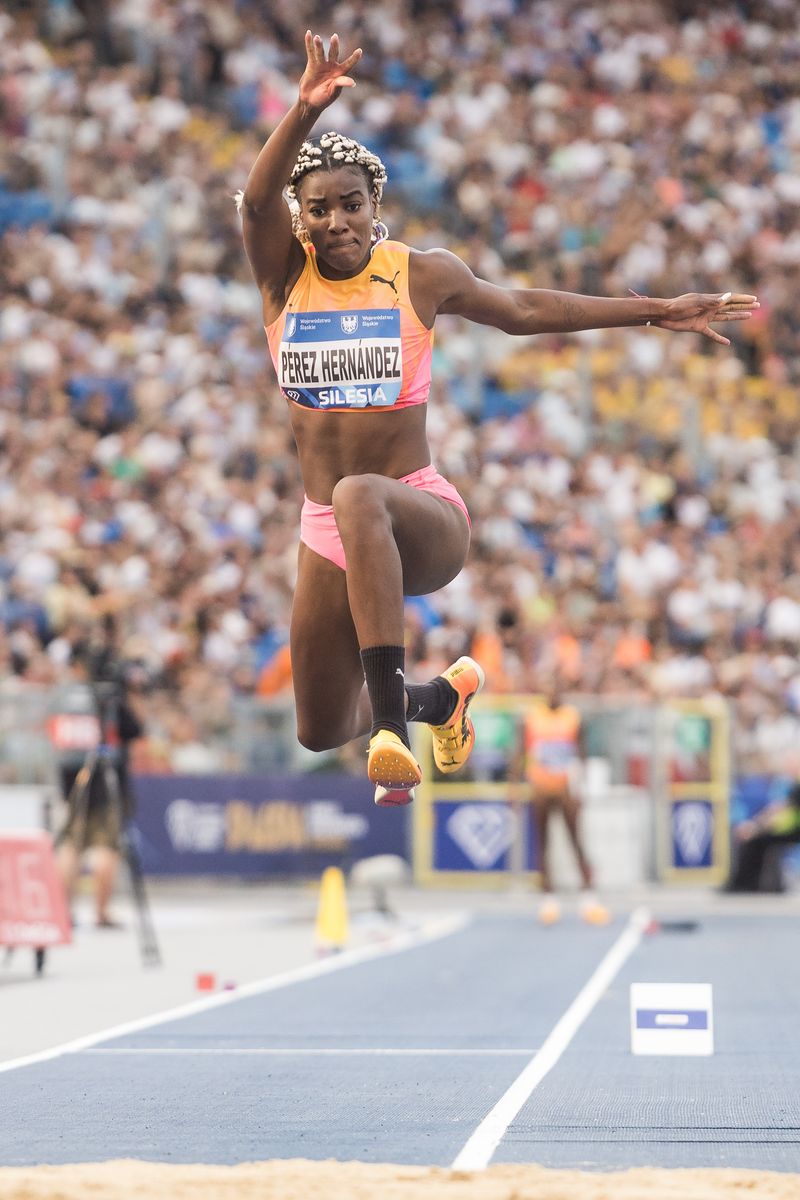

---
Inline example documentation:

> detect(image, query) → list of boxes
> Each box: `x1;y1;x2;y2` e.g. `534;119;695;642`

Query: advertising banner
660;699;729;884
432;798;536;873
670;798;714;869
0;831;72;947
130;773;408;877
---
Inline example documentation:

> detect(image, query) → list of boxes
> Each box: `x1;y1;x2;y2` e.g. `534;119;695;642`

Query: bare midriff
290;401;430;504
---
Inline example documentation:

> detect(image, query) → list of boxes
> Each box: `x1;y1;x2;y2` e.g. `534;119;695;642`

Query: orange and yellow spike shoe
367;730;422;790
374;784;416;807
428;656;485;774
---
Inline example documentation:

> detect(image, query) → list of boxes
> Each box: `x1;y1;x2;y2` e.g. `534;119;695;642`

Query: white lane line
0;913;469;1076
451;906;650;1171
85;1047;537;1057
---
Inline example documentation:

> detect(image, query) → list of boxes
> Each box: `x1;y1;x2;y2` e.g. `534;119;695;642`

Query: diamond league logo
341;314;358;334
447;804;516;870
166;799;226;853
673;801;712;866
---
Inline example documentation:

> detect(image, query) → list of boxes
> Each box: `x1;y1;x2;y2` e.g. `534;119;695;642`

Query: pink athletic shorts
300;463;470;572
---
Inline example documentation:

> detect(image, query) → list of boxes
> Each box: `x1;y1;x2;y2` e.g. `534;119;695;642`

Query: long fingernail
721;292;732;303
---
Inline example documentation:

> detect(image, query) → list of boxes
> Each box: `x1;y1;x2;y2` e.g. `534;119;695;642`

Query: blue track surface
2;912;799;1170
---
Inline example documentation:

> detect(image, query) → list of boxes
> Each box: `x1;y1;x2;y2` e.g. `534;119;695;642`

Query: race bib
537;740;576;769
278;310;402;409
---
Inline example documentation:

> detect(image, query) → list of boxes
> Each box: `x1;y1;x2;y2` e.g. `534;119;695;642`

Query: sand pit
0;1160;797;1199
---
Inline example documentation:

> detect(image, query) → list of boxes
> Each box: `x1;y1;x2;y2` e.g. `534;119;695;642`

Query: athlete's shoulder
409;245;465;262
409;245;472;283
370;239;411;266
376;239;460;263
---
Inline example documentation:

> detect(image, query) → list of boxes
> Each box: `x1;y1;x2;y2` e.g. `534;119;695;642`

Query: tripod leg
102;760;162;967
54;759;94;852
53;760;95;926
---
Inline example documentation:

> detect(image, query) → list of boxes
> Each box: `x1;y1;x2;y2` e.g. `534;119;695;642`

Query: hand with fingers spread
299;30;362;114
655;291;760;346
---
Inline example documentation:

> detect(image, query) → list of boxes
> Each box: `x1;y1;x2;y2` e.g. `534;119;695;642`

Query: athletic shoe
579;894;611;926
367;729;422;790
538;896;562;925
428;656;485;774
374;784;416;807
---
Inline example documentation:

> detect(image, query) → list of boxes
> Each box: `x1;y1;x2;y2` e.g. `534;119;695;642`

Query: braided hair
235;132;389;244
289;132;388;244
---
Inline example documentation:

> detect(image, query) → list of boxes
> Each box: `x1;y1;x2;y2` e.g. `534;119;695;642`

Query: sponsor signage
671;798;713;869
432;799;535;873
130;773;408;876
659;699;730;885
0;831;72;947
630;982;714;1056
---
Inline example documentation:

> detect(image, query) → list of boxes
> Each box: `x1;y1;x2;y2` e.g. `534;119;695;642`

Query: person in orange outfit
519;682;609;925
256;642;293;698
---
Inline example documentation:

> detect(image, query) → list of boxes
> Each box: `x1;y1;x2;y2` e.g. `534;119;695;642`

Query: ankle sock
360;645;409;747
405;677;458;725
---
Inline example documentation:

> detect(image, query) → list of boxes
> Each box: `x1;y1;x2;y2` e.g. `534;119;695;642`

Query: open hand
657;291;759;346
299;31;362;113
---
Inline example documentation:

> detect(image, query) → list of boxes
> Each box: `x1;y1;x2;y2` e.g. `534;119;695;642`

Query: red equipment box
0;831;72;948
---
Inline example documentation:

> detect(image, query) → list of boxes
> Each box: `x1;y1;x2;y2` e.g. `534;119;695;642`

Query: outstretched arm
412;249;758;346
240;32;361;306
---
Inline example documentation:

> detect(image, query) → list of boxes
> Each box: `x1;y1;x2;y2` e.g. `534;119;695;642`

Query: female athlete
239;31;757;805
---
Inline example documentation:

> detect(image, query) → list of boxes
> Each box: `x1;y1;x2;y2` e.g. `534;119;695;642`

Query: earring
372;219;389;244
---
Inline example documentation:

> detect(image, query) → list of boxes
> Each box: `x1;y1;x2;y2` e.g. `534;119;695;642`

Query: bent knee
297;728;337;754
296;721;348;754
331;474;386;521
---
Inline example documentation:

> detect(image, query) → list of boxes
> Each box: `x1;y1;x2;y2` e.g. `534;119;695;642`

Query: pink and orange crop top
265;239;433;411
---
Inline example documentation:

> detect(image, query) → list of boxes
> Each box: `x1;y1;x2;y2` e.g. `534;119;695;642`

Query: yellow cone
315;866;349;952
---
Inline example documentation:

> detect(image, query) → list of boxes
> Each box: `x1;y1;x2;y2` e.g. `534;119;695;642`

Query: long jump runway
2;909;800;1172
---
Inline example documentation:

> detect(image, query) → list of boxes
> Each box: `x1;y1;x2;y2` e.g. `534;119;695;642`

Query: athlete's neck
315;243;377;281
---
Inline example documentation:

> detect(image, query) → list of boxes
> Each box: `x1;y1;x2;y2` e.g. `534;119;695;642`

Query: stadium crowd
1;0;799;777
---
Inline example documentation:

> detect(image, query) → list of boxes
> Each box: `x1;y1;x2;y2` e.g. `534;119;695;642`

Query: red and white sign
0;832;72;947
47;714;101;752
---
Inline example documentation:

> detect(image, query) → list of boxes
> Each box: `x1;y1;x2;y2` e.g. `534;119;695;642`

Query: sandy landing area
0;1161;797;1199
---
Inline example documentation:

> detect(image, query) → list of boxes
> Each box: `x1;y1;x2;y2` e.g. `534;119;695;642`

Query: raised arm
411;248;758;346
240;32;362;309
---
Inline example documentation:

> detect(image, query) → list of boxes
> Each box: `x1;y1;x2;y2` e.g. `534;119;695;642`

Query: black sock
406;677;458;725
360;645;409;747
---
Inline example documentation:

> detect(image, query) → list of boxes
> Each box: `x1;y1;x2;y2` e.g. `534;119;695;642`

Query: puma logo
369;270;400;296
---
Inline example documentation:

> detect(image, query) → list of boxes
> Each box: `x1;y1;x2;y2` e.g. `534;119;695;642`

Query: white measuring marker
630;982;713;1056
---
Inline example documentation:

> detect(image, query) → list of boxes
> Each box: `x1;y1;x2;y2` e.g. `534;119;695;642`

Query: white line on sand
0;913;469;1076
452;906;651;1171
86;1047;537;1056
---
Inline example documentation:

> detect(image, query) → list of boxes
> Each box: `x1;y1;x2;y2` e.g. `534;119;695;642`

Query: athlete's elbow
500;311;544;337
500;295;545;336
237;190;260;216
238;186;275;218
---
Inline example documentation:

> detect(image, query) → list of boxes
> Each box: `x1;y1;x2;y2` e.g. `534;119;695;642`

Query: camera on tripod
84;643;149;731
50;628;160;963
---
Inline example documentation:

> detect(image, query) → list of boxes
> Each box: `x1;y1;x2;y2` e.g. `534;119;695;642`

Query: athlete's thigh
559;791;583;836
290;542;364;731
383;482;470;596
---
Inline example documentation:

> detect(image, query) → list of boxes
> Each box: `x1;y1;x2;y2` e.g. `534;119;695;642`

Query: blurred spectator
724;780;800;893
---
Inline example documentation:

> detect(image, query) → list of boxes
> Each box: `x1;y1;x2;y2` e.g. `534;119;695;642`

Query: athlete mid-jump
238;30;757;806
